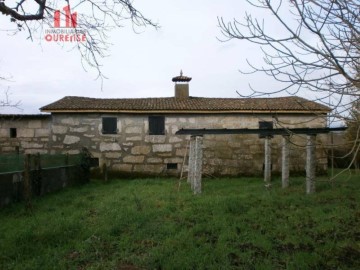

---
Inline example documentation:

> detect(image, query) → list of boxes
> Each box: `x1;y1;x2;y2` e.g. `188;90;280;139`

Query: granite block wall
47;113;328;176
0;116;51;154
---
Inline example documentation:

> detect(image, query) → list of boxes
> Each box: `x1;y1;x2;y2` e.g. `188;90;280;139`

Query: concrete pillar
306;134;316;194
282;135;290;188
193;136;203;195
264;136;272;186
187;135;203;194
187;137;196;185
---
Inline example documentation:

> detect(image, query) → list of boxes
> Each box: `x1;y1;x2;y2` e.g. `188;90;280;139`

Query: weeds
131;191;143;211
0;174;359;269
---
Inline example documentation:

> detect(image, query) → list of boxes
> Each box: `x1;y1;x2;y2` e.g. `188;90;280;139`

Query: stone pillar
306;134;316;194
282;135;290;188
193;136;203;195
187;137;196;185
187;135;203;194
264;136;272;186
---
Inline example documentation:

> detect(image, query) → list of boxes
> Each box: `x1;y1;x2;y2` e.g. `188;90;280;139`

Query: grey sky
1;0;291;114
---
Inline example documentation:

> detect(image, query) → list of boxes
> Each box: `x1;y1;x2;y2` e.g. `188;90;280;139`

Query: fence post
23;154;32;210
33;153;42;196
80;147;91;183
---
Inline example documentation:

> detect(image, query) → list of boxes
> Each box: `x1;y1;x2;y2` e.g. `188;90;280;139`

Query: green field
0;173;359;269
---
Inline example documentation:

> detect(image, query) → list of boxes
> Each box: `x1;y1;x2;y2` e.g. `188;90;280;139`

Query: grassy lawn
0;173;359;269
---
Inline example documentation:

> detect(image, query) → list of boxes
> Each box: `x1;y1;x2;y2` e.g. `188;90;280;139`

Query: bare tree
218;0;360;169
345;99;360;171
0;0;159;79
0;90;21;110
0;75;21;110
218;0;359;112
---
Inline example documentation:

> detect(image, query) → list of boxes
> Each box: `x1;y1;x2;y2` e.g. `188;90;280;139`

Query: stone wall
0;115;51;154
48;113;328;176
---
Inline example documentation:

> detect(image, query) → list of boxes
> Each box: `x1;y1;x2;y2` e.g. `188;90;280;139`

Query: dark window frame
149;116;165;135
259;121;274;138
102;117;117;134
167;163;178;170
259;121;273;130
10;128;17;138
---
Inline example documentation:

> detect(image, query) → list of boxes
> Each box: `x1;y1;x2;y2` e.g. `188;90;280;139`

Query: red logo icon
54;5;77;28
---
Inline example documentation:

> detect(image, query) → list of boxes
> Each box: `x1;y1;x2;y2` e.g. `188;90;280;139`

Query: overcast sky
1;0;296;114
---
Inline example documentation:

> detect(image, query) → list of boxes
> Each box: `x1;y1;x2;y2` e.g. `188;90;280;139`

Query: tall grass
0;173;359;269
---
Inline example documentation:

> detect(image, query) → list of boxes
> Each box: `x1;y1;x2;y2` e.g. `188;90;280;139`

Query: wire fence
0;153;82;174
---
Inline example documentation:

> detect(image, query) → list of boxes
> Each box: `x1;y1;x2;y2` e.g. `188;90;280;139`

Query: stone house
35;73;330;176
0;114;51;154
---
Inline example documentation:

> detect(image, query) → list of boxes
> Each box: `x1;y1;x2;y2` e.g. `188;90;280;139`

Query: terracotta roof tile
40;96;330;113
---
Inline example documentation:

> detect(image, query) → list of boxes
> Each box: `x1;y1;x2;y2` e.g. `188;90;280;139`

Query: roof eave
40;109;330;114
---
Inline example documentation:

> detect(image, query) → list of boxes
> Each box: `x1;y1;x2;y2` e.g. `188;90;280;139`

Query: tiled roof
0;114;50;119
40;96;330;113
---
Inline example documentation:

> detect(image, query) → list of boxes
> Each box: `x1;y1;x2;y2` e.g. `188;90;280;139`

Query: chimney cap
172;70;192;82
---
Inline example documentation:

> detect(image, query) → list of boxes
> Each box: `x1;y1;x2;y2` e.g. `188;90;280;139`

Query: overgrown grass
0;173;359;269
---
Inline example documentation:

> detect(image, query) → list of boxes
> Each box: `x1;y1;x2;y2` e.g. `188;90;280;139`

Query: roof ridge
60;95;304;100
41;95;331;113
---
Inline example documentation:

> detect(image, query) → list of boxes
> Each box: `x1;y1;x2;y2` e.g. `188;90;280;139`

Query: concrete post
187;137;196;186
264;136;272;186
306;134;316;194
282;135;290;188
193;136;203;195
187;135;203;194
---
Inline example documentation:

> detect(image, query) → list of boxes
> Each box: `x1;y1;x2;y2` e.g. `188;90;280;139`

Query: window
167;163;178;170
90;158;99;167
10;128;17;138
259;121;273;130
102;117;117;134
149;116;165;135
259;121;273;138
